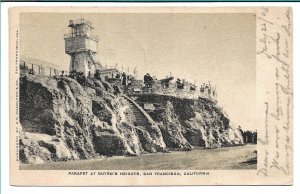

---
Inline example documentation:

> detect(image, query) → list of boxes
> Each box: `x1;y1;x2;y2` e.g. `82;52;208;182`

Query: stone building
98;67;122;81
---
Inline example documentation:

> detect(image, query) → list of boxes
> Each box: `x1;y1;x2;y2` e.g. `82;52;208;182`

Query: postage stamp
9;6;293;186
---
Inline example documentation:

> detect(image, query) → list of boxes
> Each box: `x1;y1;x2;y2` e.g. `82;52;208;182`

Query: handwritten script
257;7;292;178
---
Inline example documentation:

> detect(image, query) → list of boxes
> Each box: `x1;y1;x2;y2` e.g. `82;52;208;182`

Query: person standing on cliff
122;72;127;92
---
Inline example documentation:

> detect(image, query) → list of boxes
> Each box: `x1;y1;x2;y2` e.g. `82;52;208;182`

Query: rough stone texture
19;132;78;164
158;101;193;149
134;94;243;149
19;75;243;164
19;75;165;164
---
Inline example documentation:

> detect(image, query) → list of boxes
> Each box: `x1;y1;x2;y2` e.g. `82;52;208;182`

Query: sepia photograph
8;6;293;186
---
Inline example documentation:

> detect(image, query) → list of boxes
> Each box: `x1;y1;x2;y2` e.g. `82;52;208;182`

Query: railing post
50;68;52;76
39;65;41;75
24;62;26;69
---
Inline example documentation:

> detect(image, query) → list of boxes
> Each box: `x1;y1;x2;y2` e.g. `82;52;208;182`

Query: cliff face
134;94;243;149
19;75;243;164
19;75;165;164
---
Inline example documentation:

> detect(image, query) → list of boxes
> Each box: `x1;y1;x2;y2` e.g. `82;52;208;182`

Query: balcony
64;33;99;42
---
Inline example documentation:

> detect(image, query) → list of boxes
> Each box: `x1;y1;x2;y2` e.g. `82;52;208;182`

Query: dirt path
21;145;257;170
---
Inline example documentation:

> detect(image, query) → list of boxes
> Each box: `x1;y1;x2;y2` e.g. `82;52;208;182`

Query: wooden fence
19;60;68;76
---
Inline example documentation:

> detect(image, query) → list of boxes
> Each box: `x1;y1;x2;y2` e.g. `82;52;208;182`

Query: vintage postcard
9;6;293;186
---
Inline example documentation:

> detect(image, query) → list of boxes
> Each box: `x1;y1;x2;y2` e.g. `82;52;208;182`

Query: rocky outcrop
19;75;165;164
19;75;243;164
133;94;243;149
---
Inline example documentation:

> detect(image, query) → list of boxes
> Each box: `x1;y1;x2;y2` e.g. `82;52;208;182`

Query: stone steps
123;96;151;127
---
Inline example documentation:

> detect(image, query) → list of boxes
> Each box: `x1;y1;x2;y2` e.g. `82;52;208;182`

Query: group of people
143;73;198;93
176;78;185;89
69;70;91;86
143;73;154;88
200;83;216;97
142;72;217;98
51;68;217;99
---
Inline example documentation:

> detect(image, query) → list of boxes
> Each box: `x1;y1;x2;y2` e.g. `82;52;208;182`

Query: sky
20;12;256;131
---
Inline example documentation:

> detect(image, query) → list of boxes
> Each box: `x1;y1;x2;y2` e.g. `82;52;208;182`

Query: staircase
85;51;99;67
121;95;151;127
87;50;97;64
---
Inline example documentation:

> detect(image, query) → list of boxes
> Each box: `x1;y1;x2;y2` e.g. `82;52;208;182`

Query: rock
92;100;114;124
19;75;168;164
19;132;77;164
134;94;244;149
101;80;114;93
93;79;106;91
135;126;165;153
182;117;208;147
158;101;193;149
19;74;244;164
92;131;128;156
